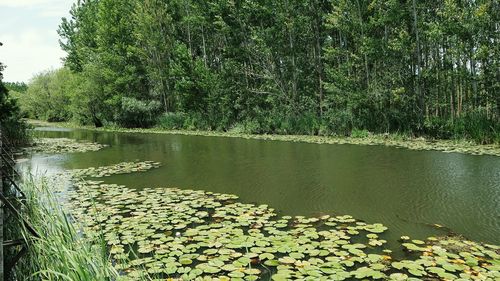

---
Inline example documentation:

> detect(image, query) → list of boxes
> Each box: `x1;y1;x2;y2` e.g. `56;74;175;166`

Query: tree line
17;0;500;143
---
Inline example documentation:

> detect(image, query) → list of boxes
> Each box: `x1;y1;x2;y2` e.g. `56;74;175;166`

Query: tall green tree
44;0;500;142
22;69;76;121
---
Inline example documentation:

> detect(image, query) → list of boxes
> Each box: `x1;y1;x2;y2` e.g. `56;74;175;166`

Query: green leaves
69;161;160;178
30;138;107;154
60;159;500;280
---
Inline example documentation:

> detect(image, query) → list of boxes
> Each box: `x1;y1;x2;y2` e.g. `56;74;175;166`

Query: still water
26;127;500;248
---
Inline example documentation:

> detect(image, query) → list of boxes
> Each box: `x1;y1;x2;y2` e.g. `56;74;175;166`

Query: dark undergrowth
157;111;500;145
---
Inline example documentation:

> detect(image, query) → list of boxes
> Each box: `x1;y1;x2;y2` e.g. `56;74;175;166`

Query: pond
26;126;500;250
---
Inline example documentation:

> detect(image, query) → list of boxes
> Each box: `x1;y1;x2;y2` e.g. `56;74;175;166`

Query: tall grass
423;110;500;144
155;109;500;144
2;119;32;147
11;176;118;281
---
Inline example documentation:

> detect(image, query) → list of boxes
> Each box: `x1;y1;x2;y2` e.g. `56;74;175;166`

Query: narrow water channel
25;127;500;248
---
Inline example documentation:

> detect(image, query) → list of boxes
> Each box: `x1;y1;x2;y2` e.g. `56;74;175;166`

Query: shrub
183;112;211;130
322;109;354;136
423;110;500;144
423;117;453;139
229;119;261;134
158;112;187;130
350;128;370;138
116;97;162;128
452;110;500;144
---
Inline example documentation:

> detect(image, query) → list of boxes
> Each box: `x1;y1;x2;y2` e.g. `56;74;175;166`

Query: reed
11;175;118;281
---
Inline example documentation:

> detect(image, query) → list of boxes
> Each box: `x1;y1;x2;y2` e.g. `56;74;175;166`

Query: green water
27;127;500;248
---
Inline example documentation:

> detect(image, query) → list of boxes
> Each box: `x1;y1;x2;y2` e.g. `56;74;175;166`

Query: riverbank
28;119;500;157
28;120;500;157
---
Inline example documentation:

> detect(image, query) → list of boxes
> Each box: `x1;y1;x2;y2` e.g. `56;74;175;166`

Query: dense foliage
18;69;76;122
18;0;500;143
4;82;28;93
0;43;30;146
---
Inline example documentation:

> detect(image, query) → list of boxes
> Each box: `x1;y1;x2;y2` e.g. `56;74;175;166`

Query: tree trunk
355;0;369;88
412;0;423;121
314;1;324;117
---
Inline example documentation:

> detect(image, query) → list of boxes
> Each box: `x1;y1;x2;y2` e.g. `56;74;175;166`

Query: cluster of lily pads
62;162;500;281
394;237;500;280
30;138;107;154
69;161;161;178
242;135;500;157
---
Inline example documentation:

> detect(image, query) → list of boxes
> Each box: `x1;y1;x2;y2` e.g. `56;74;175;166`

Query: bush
158;112;187;130
158;111;215;131
423;117;453;139
452;110;500;144
1;65;31;146
259;112;321;136
321;109;354;136
116;97;162;128
287;113;321;135
229;119;262;134
22;68;75;122
350;128;370;138
183;112;211;130
423;110;500;144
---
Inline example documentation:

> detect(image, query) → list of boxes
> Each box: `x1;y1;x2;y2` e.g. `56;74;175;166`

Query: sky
0;0;72;82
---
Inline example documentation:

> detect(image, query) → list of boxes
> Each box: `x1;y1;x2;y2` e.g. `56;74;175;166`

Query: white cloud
0;0;72;82
0;0;70;18
40;5;71;17
0;29;65;82
0;0;68;8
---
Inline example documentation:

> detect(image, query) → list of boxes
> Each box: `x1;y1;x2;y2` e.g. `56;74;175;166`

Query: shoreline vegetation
13;176;118;281
11;0;500;150
29;120;500;157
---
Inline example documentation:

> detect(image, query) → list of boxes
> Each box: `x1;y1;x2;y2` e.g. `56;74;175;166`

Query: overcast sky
0;0;72;82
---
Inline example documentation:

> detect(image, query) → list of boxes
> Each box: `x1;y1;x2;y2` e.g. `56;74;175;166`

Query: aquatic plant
22;139;500;280
68;161;161;178
29;137;107;154
12;176;119;281
61;164;500;280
